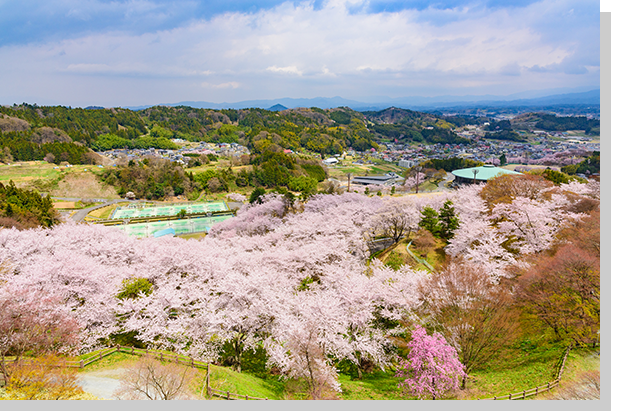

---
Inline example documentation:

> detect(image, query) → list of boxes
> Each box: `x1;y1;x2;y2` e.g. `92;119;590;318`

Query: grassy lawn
86;204;118;220
458;338;570;400
207;364;285;400
339;370;415;400
376;237;445;272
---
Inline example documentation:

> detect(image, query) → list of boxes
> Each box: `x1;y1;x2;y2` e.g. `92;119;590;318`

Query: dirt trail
76;368;125;400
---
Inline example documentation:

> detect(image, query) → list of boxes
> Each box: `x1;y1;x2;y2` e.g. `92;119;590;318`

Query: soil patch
77;368;126;400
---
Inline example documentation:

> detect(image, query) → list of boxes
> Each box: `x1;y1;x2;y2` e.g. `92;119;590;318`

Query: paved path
437;172;455;191
70;199;133;222
58;198;148;222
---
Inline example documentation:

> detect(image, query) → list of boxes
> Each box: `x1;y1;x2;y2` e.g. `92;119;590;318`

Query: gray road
69;199;133;222
50;197;150;222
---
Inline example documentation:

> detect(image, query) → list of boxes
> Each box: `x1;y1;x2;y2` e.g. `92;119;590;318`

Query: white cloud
266;65;303;76
201;81;240;89
0;0;600;105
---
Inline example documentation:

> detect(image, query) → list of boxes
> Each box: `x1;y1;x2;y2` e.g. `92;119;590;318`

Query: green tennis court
111;201;229;220
115;214;234;238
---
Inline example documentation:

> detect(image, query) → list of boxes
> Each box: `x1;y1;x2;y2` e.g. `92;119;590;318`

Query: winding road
51;197;144;222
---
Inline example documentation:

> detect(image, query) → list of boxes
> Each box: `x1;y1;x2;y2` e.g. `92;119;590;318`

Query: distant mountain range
125;88;600;112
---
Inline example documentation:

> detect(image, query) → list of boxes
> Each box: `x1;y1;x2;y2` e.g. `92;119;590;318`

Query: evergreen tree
418;207;441;237
438;200;460;241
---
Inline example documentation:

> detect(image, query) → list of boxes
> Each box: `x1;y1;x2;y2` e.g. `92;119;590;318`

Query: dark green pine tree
438;200;460;241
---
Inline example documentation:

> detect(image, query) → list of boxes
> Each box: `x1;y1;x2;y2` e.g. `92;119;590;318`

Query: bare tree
371;201;417;244
554;370;600;400
113;356;199;400
417;260;520;388
412;228;436;258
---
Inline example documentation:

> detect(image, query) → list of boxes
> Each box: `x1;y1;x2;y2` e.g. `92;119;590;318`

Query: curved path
70;199;124;222
52;197;148;222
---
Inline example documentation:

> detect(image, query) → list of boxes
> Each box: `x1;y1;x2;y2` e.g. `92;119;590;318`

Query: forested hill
0;104;477;164
0;104;602;167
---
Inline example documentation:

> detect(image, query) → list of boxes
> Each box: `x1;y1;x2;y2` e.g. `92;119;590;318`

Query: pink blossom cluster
396;326;465;399
446;180;599;278
0;178;599;392
225;192;246;202
0;192;430;392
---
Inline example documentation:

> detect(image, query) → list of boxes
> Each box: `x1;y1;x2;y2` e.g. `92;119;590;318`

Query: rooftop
451;164;521;181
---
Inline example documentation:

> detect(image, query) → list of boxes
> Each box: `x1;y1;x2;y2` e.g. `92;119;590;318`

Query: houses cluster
378;138;600;168
99;141;250;166
316;131;599;175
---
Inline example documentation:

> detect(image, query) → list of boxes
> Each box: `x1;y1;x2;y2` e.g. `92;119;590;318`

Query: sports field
111;201;229;219
115;214;233;238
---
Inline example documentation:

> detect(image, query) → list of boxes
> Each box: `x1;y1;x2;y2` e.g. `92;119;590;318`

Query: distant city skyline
0;0;603;108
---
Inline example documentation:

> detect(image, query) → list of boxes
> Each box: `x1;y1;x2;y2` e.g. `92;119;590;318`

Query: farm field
325;157;404;181
0;161;119;199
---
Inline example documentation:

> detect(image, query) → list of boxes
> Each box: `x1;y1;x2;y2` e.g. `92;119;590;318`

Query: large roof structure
452;164;521;183
352;173;404;185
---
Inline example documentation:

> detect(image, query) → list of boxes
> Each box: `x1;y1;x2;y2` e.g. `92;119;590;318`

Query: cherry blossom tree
0;285;80;383
225;192;246;202
396;326;466;399
0;181;599;397
492;193;576;255
404;170;425;193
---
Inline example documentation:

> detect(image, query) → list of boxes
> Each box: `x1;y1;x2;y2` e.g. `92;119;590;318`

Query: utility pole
413;165;422;194
347;172;351;192
472;168;479;184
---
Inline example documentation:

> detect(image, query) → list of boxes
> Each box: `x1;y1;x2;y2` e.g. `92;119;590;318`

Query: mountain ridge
125;89;600;112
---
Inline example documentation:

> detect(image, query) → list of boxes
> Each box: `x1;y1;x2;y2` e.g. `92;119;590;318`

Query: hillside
0;174;600;400
0;104;476;162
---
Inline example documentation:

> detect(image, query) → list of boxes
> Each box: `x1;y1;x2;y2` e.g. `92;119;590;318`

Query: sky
0;0;603;107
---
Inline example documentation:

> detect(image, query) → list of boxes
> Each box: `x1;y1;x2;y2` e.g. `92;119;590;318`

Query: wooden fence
0;345;267;400
479;345;572;400
3;344;575;401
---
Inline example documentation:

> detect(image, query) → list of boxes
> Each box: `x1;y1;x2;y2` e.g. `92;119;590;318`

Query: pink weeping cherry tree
396;325;466;400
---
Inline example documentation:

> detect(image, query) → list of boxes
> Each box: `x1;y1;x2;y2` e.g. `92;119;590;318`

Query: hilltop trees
100;159;197;200
0;180;59;229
